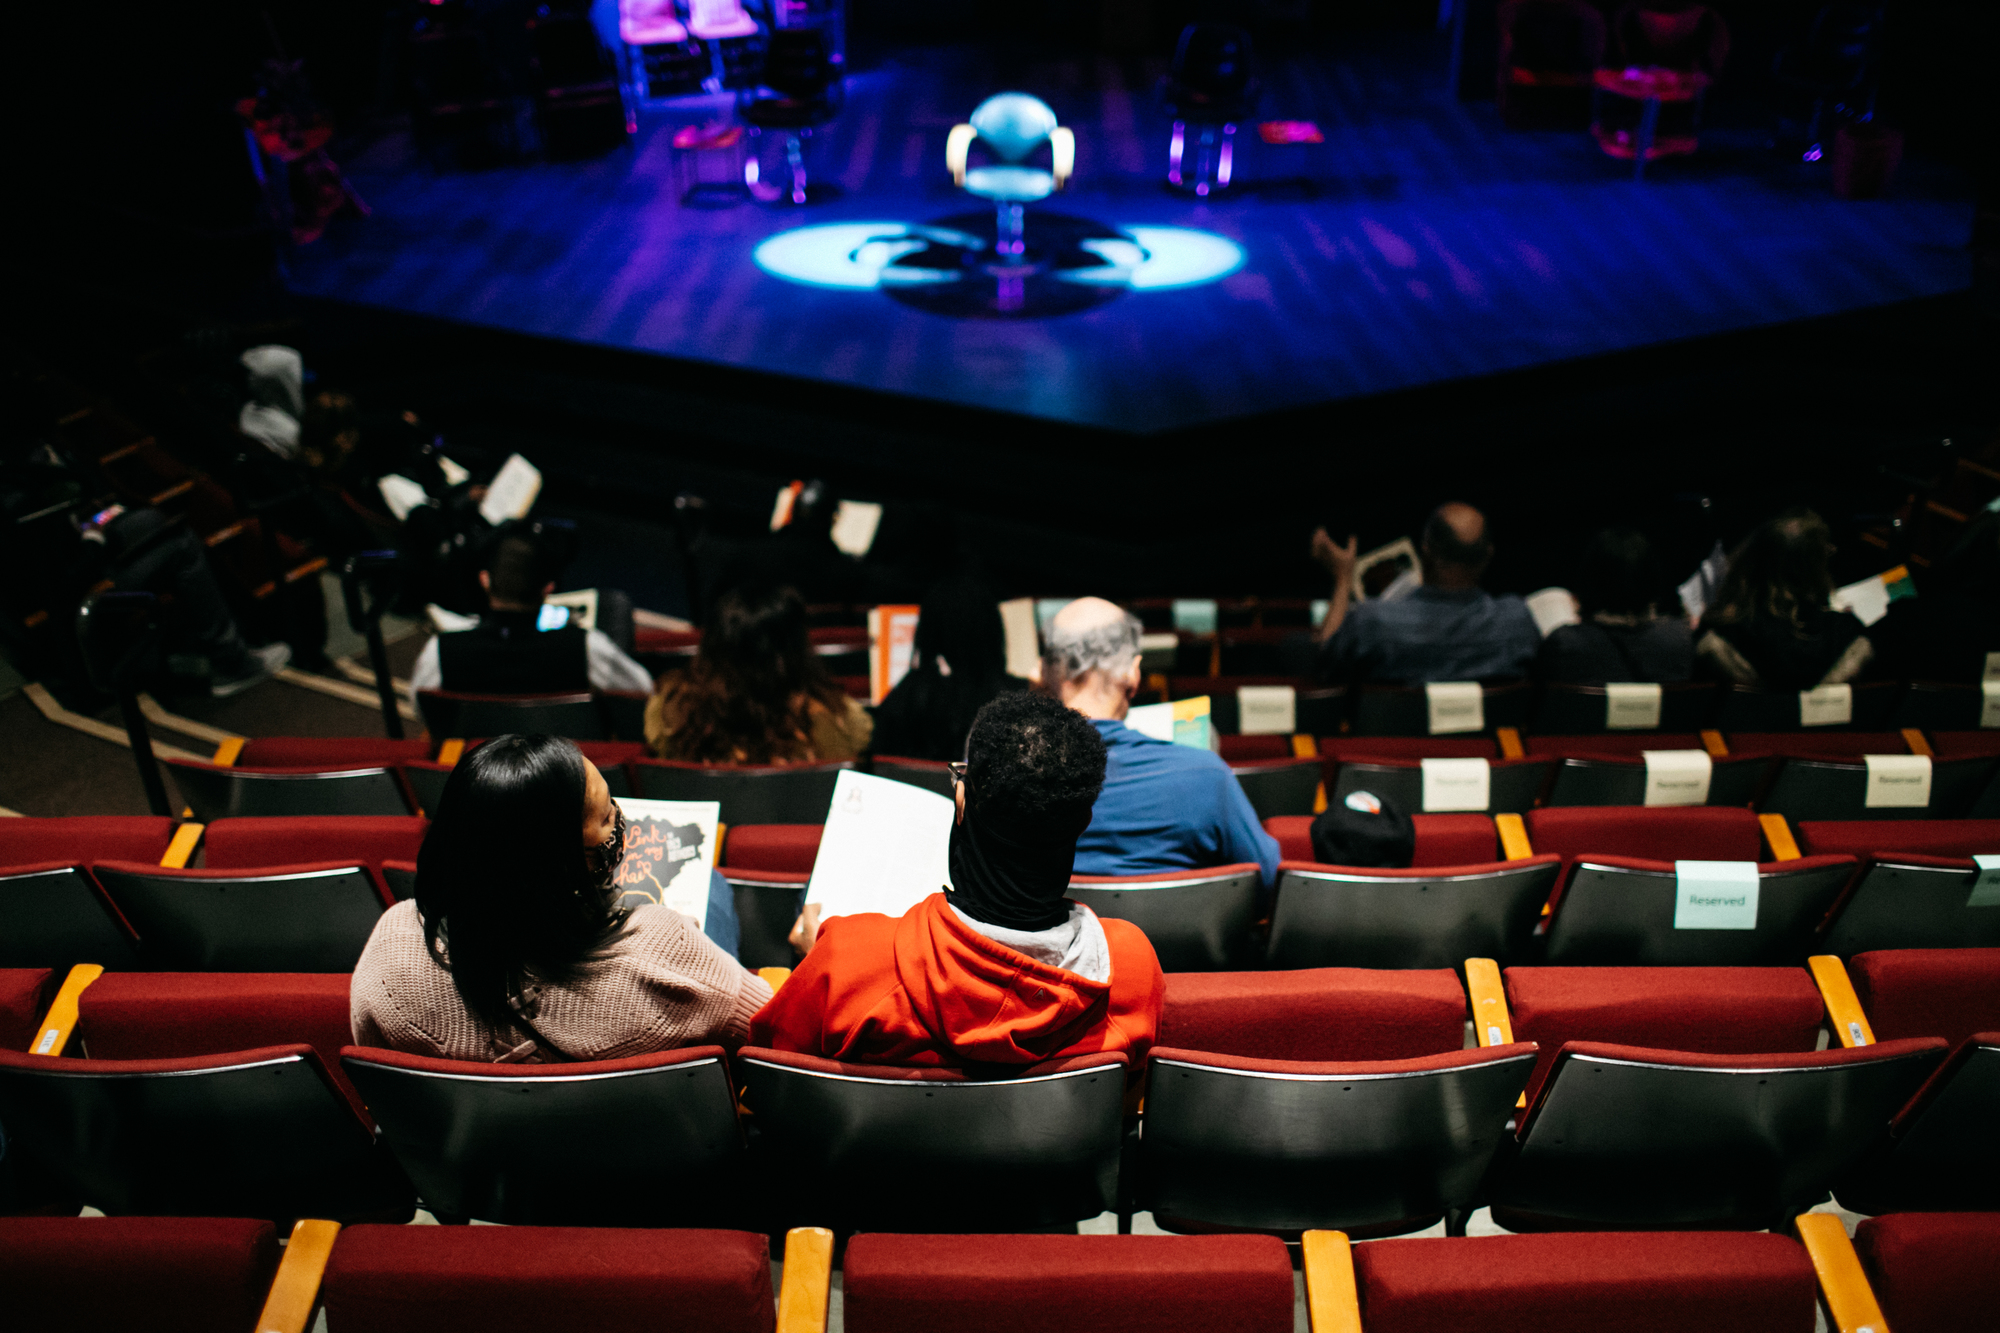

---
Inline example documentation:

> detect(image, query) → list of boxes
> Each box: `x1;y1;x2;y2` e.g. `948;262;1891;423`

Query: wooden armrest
33;964;104;1056
1301;1230;1362;1333
1760;813;1801;862
1494;813;1533;861
776;1226;835;1333
1291;734;1318;758
1495;726;1524;759
436;738;465;767
162;821;205;868
1700;729;1729;758
211;736;245;766
1050;126;1075;187
1809;955;1875;1048
715;821;728;864
758;967;793;992
1464;958;1514;1047
255;1219;340;1333
1797;1213;1887;1333
945;123;975;185
1900;727;1932;758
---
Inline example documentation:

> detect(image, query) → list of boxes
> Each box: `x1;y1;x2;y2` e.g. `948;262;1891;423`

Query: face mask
586;805;627;890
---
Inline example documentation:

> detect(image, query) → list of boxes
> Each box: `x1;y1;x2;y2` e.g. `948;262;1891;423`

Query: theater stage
285;31;1975;435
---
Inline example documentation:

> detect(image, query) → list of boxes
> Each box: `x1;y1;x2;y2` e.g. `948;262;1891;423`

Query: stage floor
288;33;1975;433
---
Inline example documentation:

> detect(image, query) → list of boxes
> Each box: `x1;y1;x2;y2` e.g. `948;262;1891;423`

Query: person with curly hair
644;584;872;763
1694;508;1871;689
750;690;1164;1070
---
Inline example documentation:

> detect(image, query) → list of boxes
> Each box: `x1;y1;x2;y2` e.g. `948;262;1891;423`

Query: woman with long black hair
351;734;771;1062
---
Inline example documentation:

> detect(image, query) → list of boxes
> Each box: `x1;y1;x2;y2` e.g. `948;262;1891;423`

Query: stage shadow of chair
1591;1;1731;178
1162;23;1257;197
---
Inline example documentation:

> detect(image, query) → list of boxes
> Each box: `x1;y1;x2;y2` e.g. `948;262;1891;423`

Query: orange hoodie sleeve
748;912;907;1057
1099;918;1166;1066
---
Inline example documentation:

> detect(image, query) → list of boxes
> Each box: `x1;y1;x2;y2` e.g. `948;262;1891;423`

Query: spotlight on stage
753;217;1244;316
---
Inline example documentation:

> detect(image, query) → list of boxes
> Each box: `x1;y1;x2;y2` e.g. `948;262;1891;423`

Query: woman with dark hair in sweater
350;734;770;1062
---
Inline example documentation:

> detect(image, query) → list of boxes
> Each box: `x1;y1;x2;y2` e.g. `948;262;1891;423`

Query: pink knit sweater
350;900;774;1063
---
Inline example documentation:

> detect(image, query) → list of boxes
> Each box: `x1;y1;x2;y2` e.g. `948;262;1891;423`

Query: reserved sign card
1421;757;1491;812
1237;685;1297;736
1674;861;1760;930
1970;855;2000;909
1643;750;1712;807
1798;684;1853;728
1605;682;1663;731
1863;754;1932;809
1425;681;1484;735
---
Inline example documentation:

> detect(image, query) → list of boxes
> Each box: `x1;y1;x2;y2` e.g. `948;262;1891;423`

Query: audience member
1694;508;1870;688
408;526;652;701
1537;526;1693;683
351;735;771;1062
1867;509;2000;683
1312;502;1539;683
646;584;872;763
751;691;1163;1068
869;575;1015;761
1043;598;1280;892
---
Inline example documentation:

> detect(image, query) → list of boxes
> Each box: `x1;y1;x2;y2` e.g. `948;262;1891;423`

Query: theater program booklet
611;798;720;930
804;771;954;923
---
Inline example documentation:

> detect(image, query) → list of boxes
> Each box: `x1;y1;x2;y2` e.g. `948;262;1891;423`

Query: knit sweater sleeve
549;905;774;1059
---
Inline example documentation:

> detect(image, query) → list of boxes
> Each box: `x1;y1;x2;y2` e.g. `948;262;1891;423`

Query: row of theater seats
2;947;1992;1231
9;1213;1994;1333
144;724;2000;827
4;808;1991;975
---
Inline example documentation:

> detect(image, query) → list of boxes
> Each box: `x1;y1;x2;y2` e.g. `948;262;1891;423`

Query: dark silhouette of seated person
1538;526;1694;683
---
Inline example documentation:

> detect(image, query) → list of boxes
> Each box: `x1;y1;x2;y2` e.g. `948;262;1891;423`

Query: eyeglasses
947;762;967;784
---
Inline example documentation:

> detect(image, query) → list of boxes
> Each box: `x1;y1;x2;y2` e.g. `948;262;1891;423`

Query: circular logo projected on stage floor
753;213;1243;317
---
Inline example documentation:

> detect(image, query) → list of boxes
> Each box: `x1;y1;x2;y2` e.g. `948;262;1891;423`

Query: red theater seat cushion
236;738;431;767
1351;1231;1816;1333
0;816;176;868
321;1225;772;1333
1728;732;1911;758
1504;966;1824;1091
1160;967;1466;1062
0;1215;280;1333
78;973;355;1073
1261;815;1494;867
843;1233;1296;1333
1526;734;1705;757
1929;731;2000;760
0;968;54;1050
1322;738;1498;760
1854;1213;2000;1333
1796;820;1999;860
1526;806;1761;862
722;823;823;874
202;816;429;869
1848;948;2000;1047
1219;735;1295;761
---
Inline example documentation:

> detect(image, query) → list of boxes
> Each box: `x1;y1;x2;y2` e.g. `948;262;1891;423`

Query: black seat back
0;867;140;973
1267;859;1559;969
1331;759;1552;815
1835;1036;1999;1214
738;1048;1126;1232
1139;1045;1537;1233
164;761;412;820
1544;857;1855;965
1715;682;1901;732
763;28;835;97
1351;683;1533;738
417;691;607;742
1492;1038;1944;1229
1067;868;1260;971
1760;756;1996;822
1229;758;1320;819
93;864;387;971
0;1044;412;1221
341;1045;744;1226
1531;682;1717;734
1818;859;2000;955
1893;681;1987;731
1542;753;1772;807
872;756;954;798
632;761;852;824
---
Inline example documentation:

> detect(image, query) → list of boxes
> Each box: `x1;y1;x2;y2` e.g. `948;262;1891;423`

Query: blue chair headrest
969;93;1059;162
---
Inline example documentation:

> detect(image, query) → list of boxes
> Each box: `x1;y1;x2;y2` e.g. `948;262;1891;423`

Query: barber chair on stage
1163;24;1256;196
1591;2;1730;178
947;94;1075;271
740;27;844;205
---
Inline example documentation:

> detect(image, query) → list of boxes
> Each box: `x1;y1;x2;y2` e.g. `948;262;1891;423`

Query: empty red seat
0;1215;281;1333
843;1233;1295;1333
1729;731;1916;758
1217;734;1296;762
1159;967;1465;1062
1853;1212;2000;1333
1526;805;1762;862
1069;864;1262;971
1848;948;2000;1047
234;738;431;768
1797;819;2000;859
1269;856;1561;970
1503;965;1826;1094
1343;1230;1817;1332
719;823;822;874
1262;813;1497;866
201;816;428;869
1321;736;1499;760
1931;730;2000;760
1525;732;1708;756
77;972;353;1075
0;816;175;869
1542;853;1855;965
321;1224;774;1333
0;967;53;1050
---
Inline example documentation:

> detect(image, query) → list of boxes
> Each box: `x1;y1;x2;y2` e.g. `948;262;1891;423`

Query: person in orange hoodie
750;690;1164;1070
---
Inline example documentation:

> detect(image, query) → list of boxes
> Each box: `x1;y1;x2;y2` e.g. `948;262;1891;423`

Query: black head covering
1310;790;1415;868
944;800;1084;933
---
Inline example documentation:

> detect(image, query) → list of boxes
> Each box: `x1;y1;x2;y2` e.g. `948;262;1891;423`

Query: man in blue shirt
1044;598;1280;893
1312;502;1539;683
